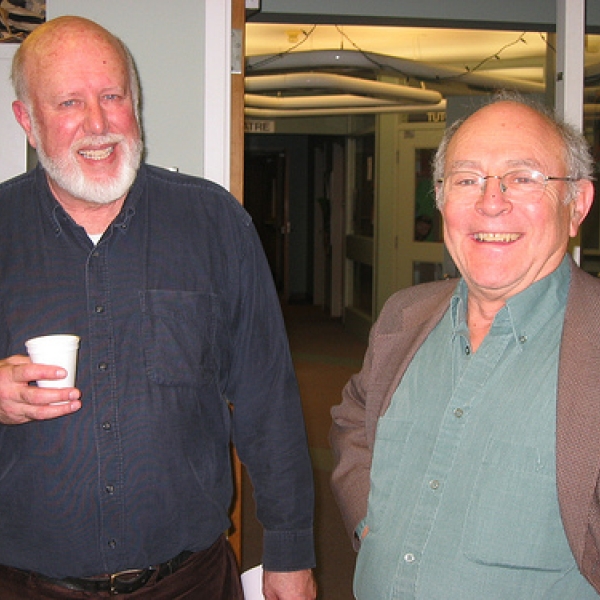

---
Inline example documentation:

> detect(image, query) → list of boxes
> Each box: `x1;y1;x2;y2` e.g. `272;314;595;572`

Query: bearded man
0;16;316;600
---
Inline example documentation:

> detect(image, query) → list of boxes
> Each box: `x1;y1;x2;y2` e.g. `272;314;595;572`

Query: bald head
433;93;594;208
11;16;140;112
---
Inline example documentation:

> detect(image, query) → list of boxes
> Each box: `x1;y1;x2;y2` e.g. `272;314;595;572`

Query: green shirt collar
451;254;571;349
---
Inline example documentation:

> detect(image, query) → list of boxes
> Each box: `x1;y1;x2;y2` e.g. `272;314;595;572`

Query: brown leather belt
37;550;193;595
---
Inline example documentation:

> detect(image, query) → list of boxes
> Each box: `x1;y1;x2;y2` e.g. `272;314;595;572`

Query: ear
569;179;595;238
12;100;37;148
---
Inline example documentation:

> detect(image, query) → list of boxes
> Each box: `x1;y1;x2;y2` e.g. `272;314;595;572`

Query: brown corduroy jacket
330;257;600;593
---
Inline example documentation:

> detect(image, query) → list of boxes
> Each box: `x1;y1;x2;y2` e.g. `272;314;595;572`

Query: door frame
394;124;446;291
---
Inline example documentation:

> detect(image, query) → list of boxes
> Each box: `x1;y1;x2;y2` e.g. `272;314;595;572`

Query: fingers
0;355;81;425
3;400;82;425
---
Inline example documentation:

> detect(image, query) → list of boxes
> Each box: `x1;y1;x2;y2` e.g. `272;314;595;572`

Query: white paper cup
25;334;80;388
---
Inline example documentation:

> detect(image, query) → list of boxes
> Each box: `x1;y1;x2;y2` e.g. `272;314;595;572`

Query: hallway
241;303;368;599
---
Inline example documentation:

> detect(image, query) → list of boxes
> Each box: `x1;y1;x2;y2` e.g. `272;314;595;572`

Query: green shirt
355;256;597;599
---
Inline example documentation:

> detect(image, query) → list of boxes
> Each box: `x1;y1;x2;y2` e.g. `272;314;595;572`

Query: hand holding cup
25;334;80;388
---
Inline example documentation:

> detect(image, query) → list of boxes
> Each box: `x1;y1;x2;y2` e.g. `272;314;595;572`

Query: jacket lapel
366;280;455;442
556;263;600;562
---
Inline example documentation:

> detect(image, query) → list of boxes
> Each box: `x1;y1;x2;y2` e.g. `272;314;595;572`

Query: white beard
31;118;143;206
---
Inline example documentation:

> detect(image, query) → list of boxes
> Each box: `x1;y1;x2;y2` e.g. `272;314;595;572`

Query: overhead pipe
246;49;545;94
245;93;401;109
244;100;447;118
585;61;600;85
245;72;442;104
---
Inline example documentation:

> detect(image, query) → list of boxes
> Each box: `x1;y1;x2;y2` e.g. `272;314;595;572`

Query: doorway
244;151;289;298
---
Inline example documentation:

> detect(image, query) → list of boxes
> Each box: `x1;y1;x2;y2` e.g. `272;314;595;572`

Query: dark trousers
0;535;243;599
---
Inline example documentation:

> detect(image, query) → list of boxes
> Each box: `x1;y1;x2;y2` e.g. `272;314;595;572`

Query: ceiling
246;24;551;77
244;23;600;118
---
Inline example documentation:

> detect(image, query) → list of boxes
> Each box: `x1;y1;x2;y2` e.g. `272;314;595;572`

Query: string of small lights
248;25;554;86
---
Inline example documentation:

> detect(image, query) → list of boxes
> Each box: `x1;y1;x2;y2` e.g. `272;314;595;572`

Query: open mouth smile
473;232;521;243
78;146;115;160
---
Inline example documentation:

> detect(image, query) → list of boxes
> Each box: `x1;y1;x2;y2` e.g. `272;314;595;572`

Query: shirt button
404;553;416;563
98;362;109;371
108;539;117;549
454;408;464;418
465;346;471;355
102;421;112;431
429;479;440;490
105;484;115;494
95;305;105;314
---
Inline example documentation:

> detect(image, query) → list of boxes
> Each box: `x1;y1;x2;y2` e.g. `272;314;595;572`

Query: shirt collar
451;255;571;349
111;166;145;234
36;163;144;237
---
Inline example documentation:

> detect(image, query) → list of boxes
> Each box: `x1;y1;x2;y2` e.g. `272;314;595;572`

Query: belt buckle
109;569;148;595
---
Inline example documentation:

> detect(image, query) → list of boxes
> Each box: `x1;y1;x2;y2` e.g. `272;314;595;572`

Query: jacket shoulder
375;279;457;335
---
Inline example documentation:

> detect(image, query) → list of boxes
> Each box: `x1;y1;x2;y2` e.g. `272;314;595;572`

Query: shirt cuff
262;527;316;572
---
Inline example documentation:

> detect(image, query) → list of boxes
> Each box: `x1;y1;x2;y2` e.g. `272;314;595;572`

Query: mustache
72;134;125;150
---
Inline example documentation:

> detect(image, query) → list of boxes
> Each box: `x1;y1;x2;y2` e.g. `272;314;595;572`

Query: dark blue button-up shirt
0;164;315;578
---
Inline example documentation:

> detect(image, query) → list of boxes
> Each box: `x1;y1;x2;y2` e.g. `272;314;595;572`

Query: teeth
79;147;114;160
474;233;520;242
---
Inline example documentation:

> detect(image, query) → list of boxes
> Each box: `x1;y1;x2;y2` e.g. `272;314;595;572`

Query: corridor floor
241;303;368;599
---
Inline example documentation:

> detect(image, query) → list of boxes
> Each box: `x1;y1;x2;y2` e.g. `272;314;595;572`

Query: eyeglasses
437;169;577;204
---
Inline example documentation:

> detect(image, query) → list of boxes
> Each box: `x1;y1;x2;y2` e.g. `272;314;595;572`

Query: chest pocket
461;438;572;572
140;290;219;387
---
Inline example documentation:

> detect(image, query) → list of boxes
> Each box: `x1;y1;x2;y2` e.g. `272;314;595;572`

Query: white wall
0;44;27;183
48;0;231;186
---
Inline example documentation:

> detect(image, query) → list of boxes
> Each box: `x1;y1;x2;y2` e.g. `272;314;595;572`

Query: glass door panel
395;126;446;291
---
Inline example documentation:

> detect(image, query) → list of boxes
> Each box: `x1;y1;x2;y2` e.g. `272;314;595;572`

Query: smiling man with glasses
331;92;600;599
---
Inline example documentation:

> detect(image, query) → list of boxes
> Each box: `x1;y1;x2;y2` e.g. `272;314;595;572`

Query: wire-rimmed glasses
437;169;577;204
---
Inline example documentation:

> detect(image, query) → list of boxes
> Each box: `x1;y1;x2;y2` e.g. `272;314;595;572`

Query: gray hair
433;91;594;208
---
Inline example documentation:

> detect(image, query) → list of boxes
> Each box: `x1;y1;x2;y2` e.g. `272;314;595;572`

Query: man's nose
84;101;108;135
476;176;512;216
